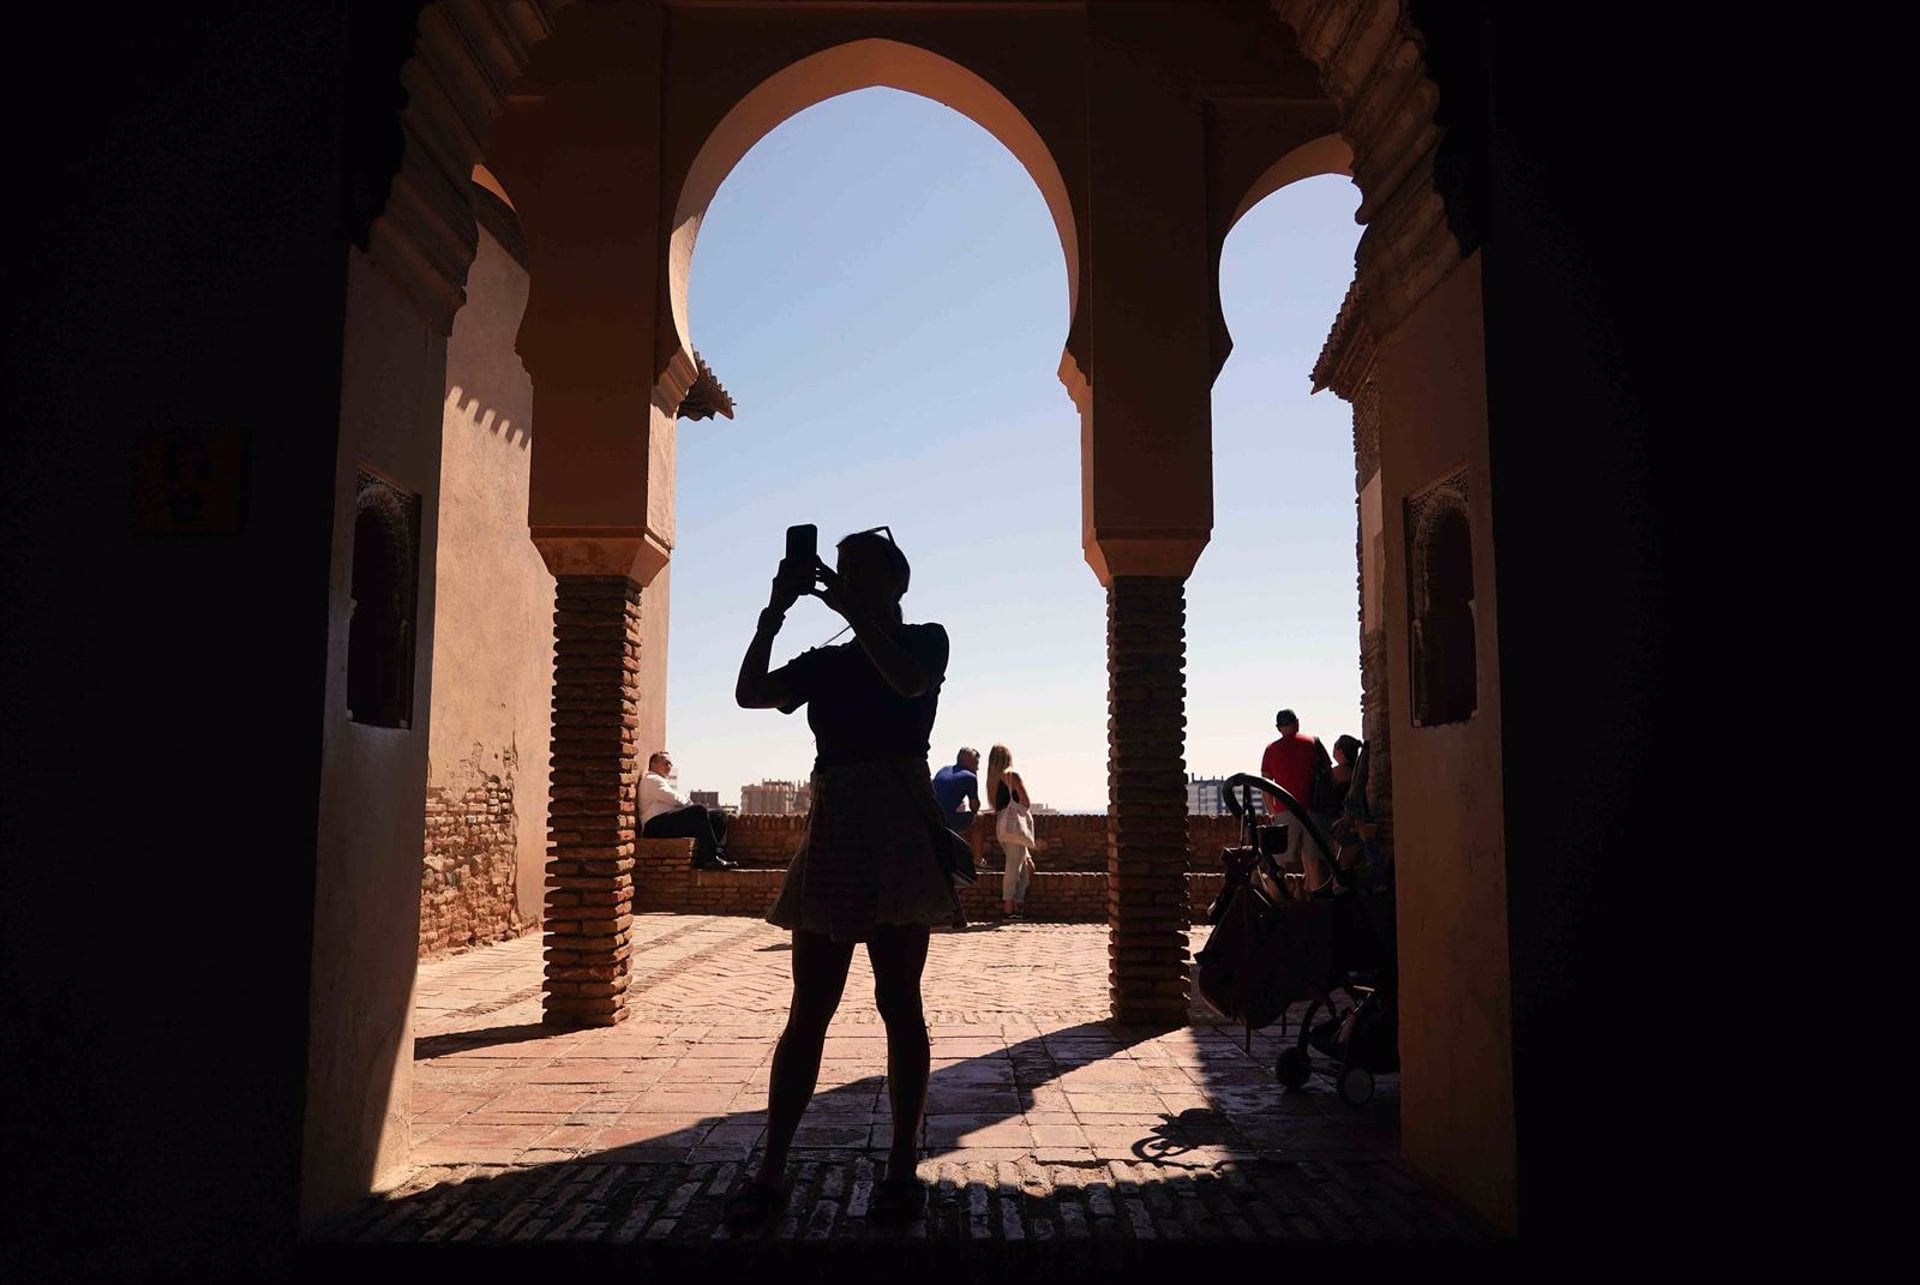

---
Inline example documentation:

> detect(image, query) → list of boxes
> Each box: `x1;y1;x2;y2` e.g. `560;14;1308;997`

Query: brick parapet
543;576;644;1027
720;811;1242;873
631;828;1226;924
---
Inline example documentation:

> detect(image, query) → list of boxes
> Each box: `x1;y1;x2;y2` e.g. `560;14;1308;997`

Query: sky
666;89;1362;814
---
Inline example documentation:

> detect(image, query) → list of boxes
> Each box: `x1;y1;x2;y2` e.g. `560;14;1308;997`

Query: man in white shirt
637;751;734;869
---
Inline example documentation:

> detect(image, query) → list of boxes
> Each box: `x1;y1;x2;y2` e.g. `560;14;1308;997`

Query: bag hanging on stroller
1196;886;1334;1036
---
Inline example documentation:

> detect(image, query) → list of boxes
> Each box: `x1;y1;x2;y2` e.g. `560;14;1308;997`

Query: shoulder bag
995;795;1037;850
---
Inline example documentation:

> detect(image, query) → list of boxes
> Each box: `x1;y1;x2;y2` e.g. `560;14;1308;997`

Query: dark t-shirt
773;623;949;769
931;764;979;829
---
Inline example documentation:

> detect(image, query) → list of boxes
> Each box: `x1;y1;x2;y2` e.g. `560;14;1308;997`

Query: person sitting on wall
932;747;983;929
638;751;735;870
931;746;981;837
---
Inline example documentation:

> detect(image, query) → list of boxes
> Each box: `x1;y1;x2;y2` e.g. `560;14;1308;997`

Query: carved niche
1404;466;1476;727
348;470;422;729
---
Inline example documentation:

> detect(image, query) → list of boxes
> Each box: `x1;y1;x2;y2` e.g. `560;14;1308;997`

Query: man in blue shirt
931;746;981;836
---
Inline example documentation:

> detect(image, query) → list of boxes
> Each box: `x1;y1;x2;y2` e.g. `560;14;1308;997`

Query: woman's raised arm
736;561;808;709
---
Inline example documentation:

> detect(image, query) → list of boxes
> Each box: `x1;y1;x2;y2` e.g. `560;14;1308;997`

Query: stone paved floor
306;914;1489;1267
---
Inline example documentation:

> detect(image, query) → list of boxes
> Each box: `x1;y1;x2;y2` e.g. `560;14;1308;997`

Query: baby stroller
1194;757;1399;1107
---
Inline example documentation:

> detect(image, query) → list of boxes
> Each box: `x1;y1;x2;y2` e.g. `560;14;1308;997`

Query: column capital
1086;534;1209;585
533;529;670;586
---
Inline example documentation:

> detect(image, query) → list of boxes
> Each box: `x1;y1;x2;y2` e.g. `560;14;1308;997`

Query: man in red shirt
1260;709;1333;892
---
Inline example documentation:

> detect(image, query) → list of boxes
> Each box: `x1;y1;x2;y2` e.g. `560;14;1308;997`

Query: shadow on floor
415;1023;557;1059
316;1016;1483;1258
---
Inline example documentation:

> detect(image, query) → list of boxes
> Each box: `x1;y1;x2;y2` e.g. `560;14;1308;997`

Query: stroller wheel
1337;1065;1375;1108
1275;1047;1311;1090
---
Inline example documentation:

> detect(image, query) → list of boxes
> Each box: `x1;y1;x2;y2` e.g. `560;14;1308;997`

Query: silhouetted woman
727;528;959;1230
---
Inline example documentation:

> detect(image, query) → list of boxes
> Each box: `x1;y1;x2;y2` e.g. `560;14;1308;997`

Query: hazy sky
666;89;1362;813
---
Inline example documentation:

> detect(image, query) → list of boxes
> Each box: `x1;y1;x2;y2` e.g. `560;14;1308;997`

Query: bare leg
755;929;855;1186
1303;827;1334;892
1002;842;1021;915
867;923;932;1176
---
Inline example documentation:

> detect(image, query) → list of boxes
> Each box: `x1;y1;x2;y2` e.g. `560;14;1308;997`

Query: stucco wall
307;248;446;1222
1372;254;1515;1231
423;226;552;955
637;561;671;778
420;222;672;958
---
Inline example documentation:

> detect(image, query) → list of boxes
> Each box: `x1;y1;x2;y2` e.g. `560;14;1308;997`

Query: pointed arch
665;38;1082;403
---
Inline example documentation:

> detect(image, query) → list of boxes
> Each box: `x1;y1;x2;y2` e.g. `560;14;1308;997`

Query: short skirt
766;757;965;942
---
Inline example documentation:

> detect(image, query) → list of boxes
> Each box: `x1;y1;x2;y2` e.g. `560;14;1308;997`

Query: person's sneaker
694;854;737;871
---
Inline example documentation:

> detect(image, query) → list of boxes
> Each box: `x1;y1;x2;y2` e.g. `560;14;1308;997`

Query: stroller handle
1219;772;1350;892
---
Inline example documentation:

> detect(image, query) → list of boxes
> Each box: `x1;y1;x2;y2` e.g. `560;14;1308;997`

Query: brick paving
307;914;1490;1266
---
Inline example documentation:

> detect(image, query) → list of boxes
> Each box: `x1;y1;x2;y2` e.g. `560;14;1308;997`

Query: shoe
869;1176;928;1227
721;1179;786;1232
694;854;737;871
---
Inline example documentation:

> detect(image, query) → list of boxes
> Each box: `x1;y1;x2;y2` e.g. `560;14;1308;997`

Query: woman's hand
813;561;849;617
768;556;815;613
740;557;813;710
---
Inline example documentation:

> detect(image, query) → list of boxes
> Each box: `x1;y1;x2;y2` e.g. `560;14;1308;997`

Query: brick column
1105;575;1190;1026
542;575;642;1028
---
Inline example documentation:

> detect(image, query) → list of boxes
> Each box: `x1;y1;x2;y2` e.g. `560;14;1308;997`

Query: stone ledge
623;863;1227;925
721;813;1244;873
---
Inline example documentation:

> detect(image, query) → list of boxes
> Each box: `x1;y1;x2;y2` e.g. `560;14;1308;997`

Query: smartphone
785;523;817;564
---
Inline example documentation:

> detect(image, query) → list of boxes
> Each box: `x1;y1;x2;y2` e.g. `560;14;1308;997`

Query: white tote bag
995;797;1036;850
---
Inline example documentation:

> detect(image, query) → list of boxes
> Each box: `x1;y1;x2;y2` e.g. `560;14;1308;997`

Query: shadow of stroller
1130;1107;1238;1162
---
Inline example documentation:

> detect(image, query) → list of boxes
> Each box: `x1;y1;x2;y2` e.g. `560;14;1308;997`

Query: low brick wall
632;837;784;916
722;814;809;866
628;831;1235;925
723;812;1244;871
1185;816;1246;864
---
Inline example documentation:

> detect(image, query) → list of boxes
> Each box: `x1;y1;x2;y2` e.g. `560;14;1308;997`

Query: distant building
689;790;719;810
1187;773;1266;819
1030;803;1060;816
741;779;811;815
